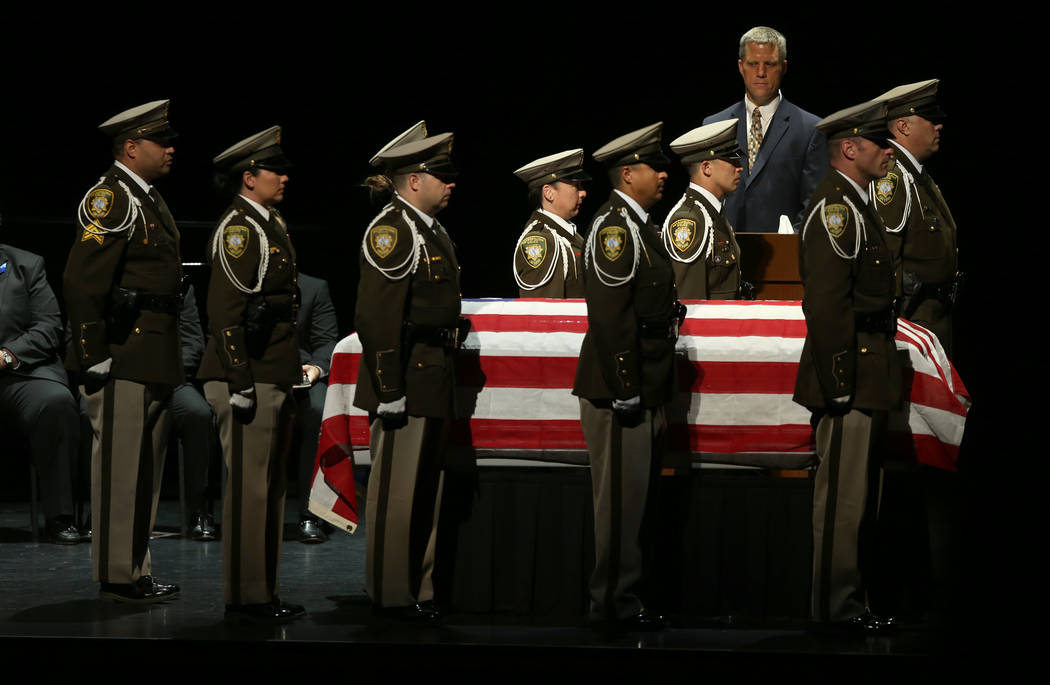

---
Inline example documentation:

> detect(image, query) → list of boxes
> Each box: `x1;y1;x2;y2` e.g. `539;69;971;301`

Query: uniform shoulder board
362;207;418;280
77;178;139;244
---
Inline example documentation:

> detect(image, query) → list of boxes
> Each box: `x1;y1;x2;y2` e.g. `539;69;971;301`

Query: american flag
308;299;970;533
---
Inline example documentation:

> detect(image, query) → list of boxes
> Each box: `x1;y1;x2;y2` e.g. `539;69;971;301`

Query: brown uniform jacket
573;192;679;408
64;163;183;386
662;186;741;299
353;196;461;418
872;147;958;288
197;196;301;392
793;171;902;412
514;210;585;298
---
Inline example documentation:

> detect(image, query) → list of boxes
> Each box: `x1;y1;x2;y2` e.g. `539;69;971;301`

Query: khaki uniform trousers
579;399;665;621
811;408;886;622
83;378;172;584
366;415;444;608
205;382;295;606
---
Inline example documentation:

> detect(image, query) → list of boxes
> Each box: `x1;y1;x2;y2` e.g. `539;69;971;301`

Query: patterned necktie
749;107;763;169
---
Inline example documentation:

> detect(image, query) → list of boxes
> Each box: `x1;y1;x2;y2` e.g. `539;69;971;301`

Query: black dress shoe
298;518;327;544
618;609;669;632
841;610;896;632
100;575;180;604
189;513;218;541
226;600;306;624
373;600;440;623
46;517;81;545
272;597;306;618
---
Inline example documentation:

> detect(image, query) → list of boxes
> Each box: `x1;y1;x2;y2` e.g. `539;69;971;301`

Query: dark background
0;14;988;392
0;13;1023;638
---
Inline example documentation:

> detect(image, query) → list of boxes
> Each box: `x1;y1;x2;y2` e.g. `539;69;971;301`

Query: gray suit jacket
0;244;69;385
703;96;827;233
297;273;338;378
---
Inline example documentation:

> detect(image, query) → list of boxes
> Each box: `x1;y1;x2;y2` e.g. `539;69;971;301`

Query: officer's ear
242;170;256;190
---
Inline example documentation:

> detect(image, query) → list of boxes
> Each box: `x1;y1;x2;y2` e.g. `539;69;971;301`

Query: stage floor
0;498;956;675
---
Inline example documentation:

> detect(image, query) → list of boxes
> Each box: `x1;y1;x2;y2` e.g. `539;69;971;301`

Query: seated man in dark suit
0;241;81;544
170;283;220;540
703;25;828;233
293;272;339;543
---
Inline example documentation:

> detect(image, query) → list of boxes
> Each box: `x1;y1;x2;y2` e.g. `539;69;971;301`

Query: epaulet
513;220;560;289
211;205;269;293
662;192;713;263
77;176;137;244
585;203;641;286
870;157;911;233
362;204;420;281
803;190;863;260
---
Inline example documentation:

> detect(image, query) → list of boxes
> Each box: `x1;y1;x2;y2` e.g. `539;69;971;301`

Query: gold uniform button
376;370;383;375
230;345;236;351
80;338;86;345
134;327;141;334
860;347;868;353
620;370;628;375
225;331;232;337
417;362;423;368
624;382;631;388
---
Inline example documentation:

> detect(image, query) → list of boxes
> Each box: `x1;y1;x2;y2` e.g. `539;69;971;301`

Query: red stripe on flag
465;314;589;333
680;318;807;338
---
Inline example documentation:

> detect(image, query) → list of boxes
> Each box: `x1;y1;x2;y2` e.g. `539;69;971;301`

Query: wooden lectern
738;233;803;300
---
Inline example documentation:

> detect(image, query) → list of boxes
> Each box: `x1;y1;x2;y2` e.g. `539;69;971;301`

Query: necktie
749;107;763;169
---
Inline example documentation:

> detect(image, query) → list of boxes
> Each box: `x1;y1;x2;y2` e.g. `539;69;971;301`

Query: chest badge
874;173;899;205
520;235;547;268
823;204;849;238
670;218;696;252
223;224;250;258
598;226;626;262
370;225;398;259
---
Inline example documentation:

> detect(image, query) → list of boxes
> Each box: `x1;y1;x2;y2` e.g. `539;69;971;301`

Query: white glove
230;386;257;424
85;358;112;380
612;396;641;414
377;396;406;417
830;395;852;406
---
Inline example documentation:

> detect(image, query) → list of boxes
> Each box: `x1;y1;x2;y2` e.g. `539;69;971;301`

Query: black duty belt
405;322;459;349
855;307;897;335
639;302;687;340
138;293;180;315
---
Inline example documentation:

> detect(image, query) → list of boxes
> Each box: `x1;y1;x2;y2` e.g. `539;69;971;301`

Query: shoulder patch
598;226;627;262
223;224;250;258
369;225;398;258
823;204;849;238
670;218;696;253
874;173;899;206
87;188;114;219
520;234;547;268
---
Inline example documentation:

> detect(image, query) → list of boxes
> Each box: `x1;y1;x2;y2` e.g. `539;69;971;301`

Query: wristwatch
0;348;13;367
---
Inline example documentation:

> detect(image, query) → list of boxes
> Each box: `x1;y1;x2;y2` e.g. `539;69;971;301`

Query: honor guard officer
355;126;462;622
64;100;182;603
869;80;958;357
793;99;900;632
572;122;683;631
662;119;751;300
512;149;590;297
198;126;304;623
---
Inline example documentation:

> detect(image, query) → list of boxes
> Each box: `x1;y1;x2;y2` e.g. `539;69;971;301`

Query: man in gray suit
703;26;827;233
0;242;81;543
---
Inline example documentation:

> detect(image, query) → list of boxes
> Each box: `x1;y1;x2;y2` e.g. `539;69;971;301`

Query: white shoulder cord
586;206;644;287
210;210;270;294
514;220;571;290
803;197;863;260
360;203;422;280
661;194;714;264
77;178;141;240
870;165;915;234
